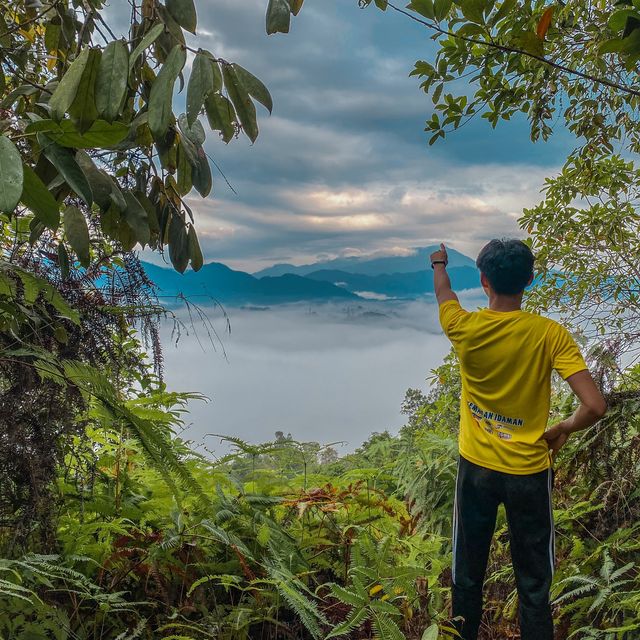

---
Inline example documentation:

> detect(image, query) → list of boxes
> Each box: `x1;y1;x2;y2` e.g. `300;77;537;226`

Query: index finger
440;243;446;252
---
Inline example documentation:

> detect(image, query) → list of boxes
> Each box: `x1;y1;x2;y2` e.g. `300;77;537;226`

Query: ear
527;273;534;286
480;272;490;293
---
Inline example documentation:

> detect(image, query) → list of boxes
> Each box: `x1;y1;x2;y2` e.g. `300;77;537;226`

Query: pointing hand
430;243;449;266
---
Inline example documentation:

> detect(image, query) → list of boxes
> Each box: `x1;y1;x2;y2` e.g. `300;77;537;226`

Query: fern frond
327;582;366;608
324;606;368;639
370;609;405;640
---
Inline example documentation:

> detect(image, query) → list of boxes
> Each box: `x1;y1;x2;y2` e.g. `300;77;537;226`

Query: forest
0;0;639;638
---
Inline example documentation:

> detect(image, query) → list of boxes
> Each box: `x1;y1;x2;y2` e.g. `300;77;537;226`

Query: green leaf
513;31;544;57
167;0;197;33
29;218;46;246
620;27;640;54
123;191;150;246
421;624;439;640
45;20;60;53
75;150;115;210
68;48;101;134
176;142;193;195
129;23;165;71
232;63;273;113
187;50;214;125
408;0;435;20
204;93;235;143
96;40;129;122
433;0;452;21
208;55;223;92
0;85;38;109
63;205;90;267
0;135;24;213
148;45;187;141
133;190;160;244
461;0;486;24
178;113;206;145
222;64;258;143
48;47;90;121
266;0;291;35
489;0;516;26
290;0;304;15
191;146;212;197
39;134;93;205
26;119;129;148
20;165;60;229
599;38;625;54
608;9;640;33
188;225;203;271
58;242;70;279
168;214;189;273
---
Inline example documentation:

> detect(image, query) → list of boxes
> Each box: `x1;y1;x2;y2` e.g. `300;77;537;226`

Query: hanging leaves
57;242;70;280
123;191;151;247
408;0;435;20
0;135;24;213
266;0;291;34
129;23;165;71
48;47;91;121
205;93;236;143
0;0;289;275
39;134;93;205
460;0;485;25
96;40;129;122
148;45;187;141
20;165;60;229
167;0;197;34
26;119;129;148
191;146;212;197
222;64;258;143
63;205;90;268
176;141;193;195
187;225;204;271
168;212;190;273
232;64;273;114
68;48;101;134
187;50;215;125
433;0;452;21
75;150;120;212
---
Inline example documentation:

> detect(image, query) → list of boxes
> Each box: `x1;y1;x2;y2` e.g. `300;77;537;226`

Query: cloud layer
140;0;573;272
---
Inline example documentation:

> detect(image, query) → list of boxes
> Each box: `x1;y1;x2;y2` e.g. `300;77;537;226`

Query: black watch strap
431;260;447;269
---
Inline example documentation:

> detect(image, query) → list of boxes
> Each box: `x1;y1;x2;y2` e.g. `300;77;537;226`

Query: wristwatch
431;260;447;269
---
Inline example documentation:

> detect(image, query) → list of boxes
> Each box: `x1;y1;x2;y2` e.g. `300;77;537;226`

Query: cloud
137;0;573;272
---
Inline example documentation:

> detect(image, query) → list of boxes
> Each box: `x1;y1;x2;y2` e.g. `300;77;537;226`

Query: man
430;239;607;640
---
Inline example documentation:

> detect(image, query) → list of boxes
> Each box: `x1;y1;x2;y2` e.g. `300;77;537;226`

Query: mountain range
253;246;475;277
143;245;481;305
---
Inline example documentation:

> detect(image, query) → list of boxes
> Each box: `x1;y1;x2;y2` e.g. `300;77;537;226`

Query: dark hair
476;239;534;295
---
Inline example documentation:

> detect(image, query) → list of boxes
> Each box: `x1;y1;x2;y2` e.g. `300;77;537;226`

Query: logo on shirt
468;401;523;442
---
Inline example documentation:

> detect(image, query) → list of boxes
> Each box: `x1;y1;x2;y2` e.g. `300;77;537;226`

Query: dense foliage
0;0;639;638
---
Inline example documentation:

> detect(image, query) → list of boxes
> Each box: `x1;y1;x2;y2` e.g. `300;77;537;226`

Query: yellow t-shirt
439;299;587;474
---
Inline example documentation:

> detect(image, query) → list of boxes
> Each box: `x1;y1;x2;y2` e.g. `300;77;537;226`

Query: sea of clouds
160;290;486;458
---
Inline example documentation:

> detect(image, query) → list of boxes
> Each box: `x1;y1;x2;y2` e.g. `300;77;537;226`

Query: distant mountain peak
252;245;476;278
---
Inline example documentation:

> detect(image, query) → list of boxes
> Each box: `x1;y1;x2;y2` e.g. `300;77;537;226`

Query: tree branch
386;2;640;99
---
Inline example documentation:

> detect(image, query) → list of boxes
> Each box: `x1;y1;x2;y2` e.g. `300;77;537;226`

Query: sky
138;0;574;273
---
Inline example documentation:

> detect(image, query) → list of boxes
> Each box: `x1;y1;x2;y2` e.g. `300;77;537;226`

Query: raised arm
430;243;459;305
542;369;607;457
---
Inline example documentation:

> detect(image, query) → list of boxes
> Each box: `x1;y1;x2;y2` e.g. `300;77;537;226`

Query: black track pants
451;455;555;640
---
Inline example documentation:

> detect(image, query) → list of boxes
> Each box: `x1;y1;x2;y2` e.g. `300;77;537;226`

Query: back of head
476;239;534;295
